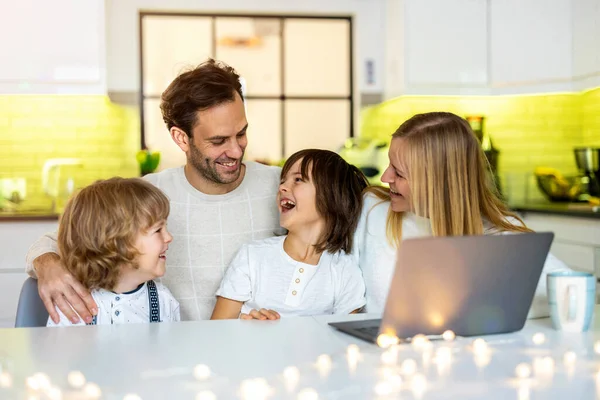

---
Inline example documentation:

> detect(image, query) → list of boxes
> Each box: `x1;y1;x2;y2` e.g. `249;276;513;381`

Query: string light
196;391;217;400
83;382;102;399
532;332;546;345
239;378;272;400
193;364;211;380
0;372;13;388
442;330;456;341
297;388;319;400
401;359;417;376
515;363;532;379
374;381;393;396
377;333;399;348
315;354;332;377
283;366;300;392
563;351;577;366
346;344;361;373
67;371;86;388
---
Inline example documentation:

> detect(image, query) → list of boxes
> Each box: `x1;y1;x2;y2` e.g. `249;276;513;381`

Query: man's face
188;92;248;185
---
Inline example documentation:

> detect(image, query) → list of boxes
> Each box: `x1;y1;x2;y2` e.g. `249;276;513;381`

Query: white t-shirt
216;236;366;317
26;161;282;321
353;193;572;318
47;281;180;326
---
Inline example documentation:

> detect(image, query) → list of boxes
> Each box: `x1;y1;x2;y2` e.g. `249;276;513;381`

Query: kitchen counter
511;201;600;219
0;211;59;222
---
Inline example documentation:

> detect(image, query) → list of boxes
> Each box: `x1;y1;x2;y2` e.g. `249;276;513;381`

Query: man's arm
25;231;59;278
25;232;97;324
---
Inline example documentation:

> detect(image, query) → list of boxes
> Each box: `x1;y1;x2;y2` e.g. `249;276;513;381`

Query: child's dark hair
281;149;369;254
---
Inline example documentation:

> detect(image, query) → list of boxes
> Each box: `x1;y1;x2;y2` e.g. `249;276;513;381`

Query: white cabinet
522;214;600;276
489;0;572;94
572;0;600;90
404;0;488;94
0;0;105;94
0;220;58;327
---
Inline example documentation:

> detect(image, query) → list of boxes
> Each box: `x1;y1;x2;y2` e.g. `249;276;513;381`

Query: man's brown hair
281;149;369;254
160;58;243;137
58;177;170;291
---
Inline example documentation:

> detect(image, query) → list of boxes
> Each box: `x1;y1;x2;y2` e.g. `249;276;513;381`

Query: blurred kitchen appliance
337;138;389;185
42;158;83;213
573;147;600;197
466;116;502;195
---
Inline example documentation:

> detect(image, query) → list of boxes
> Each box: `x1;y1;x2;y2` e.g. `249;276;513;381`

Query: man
26;59;282;322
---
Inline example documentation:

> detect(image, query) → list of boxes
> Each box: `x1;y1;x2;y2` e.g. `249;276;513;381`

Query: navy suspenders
87;280;160;325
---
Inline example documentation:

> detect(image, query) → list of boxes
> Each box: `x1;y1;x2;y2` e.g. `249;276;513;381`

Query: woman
355;111;570;317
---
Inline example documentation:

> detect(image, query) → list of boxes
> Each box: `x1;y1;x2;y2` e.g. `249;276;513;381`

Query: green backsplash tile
0;95;140;210
360;88;600;203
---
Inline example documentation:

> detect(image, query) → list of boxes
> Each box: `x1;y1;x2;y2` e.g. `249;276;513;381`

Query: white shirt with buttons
47;281;181;326
216;236;366;317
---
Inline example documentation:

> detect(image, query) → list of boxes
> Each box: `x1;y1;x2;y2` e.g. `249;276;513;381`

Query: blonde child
211;149;368;319
47;177;180;326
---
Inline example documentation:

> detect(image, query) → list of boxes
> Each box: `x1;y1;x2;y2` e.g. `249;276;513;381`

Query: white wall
572;0;600;91
105;0;386;95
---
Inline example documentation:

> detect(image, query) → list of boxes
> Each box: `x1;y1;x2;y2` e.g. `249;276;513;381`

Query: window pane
284;100;350;157
215;17;281;96
143;99;186;170
244;100;282;164
142;16;213;96
284;19;350;96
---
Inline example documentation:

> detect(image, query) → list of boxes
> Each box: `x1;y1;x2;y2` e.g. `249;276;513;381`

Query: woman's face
381;138;412;212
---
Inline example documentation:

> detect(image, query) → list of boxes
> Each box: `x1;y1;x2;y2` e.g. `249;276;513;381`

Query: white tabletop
1;309;599;399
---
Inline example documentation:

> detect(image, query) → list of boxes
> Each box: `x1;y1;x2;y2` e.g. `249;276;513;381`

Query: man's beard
188;142;243;185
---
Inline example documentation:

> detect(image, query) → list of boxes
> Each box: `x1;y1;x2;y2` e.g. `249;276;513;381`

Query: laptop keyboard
354;325;381;338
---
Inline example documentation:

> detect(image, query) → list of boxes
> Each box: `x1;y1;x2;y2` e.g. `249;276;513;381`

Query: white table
0;309;599;399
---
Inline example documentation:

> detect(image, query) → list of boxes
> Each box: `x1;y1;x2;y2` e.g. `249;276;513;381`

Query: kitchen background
1;0;600;327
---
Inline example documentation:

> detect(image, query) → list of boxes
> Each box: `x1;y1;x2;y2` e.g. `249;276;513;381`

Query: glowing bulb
472;338;488;353
380;349;398;365
83;382;102;399
47;386;62;400
515;363;532;379
26;376;40;391
532;332;546;345
0;372;12;388
196;391;216;400
411;334;429;349
374;381;393;396
297;388;319;400
401;358;417;375
386;373;403;390
595;341;600;354
193;364;211;380
377;333;399;348
315;354;332;377
442;330;456;341
123;394;142;400
283;366;300;392
518;385;530;400
67;371;86;388
240;378;272;400
563;351;577;366
346;344;361;373
411;373;427;398
32;373;51;391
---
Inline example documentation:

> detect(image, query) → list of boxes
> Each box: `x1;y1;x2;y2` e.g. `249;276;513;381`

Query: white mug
547;271;596;332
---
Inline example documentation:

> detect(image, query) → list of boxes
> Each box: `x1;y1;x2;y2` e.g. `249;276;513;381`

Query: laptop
329;232;554;343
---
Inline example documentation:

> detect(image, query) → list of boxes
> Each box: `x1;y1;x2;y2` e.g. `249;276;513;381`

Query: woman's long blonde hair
367;112;531;244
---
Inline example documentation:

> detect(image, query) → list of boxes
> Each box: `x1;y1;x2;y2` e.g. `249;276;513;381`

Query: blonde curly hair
58;177;170;291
